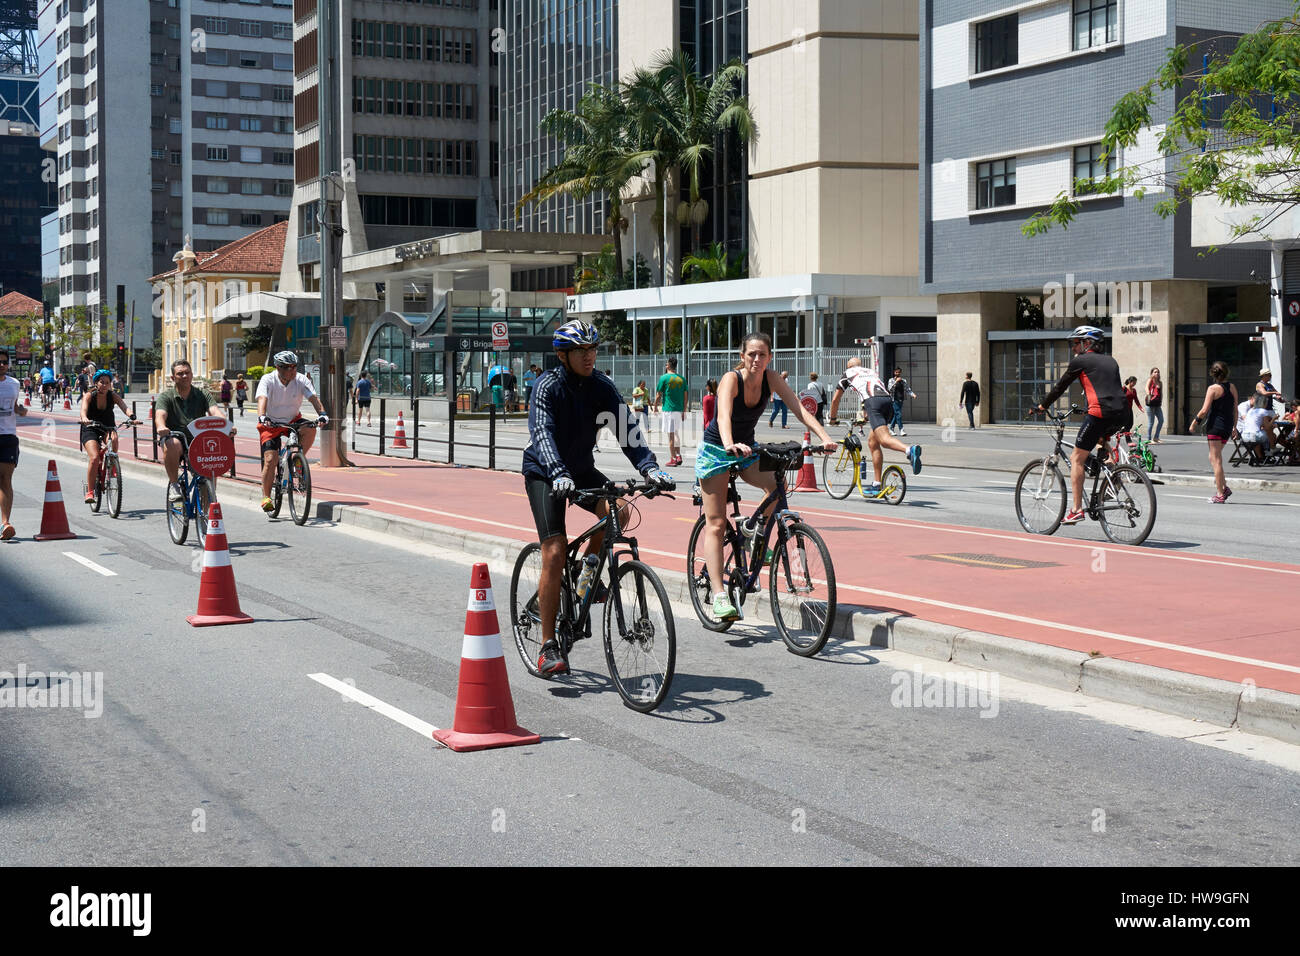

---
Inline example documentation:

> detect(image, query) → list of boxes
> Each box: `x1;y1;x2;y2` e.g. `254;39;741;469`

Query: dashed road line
308;672;440;739
62;552;116;576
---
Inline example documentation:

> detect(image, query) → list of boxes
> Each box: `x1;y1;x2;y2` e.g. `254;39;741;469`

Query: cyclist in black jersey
1036;325;1125;525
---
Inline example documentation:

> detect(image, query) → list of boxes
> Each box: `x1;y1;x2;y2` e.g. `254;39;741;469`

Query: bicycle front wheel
271;461;284;518
1015;458;1066;535
194;478;215;548
105;456;122;518
603;560;675;712
881;464;907;505
288;451;311;525
90;468;103;513
510;543;550;678
1097;464;1157;546
166;481;188;545
770;521;836;657
821;445;858;499
685;514;744;632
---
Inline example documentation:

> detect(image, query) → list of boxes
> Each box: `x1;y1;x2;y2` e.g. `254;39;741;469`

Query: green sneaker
711;594;741;621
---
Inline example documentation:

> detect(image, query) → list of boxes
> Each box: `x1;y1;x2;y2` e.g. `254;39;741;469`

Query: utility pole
317;0;349;466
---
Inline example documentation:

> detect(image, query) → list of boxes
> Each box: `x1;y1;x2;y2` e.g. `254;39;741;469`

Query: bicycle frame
1039;413;1124;517
561;493;642;639
716;455;803;596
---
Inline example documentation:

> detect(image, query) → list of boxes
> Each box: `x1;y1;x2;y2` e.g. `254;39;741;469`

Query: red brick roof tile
0;291;44;316
151;220;287;281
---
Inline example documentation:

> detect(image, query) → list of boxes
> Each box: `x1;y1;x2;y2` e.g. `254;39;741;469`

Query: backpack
891;378;907;402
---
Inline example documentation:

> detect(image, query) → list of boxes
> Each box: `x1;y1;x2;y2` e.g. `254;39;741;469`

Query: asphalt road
1;460;1297;865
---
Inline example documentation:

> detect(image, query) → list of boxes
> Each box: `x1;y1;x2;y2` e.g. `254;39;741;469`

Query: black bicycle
686;441;837;656
1016;405;1157;545
509;478;677;713
265;418;316;525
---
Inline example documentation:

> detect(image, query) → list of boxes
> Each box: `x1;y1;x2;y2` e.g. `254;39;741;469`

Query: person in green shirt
153;359;232;502
656;358;689;467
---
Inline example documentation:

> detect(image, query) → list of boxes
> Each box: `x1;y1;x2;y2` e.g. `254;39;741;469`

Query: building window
239;117;262;131
170;117;183;134
207;209;229;225
240;83;261;99
274;180;293;196
240;212;262;227
207;146;229;161
272;149;292;165
208;80;227;97
240;146;262;163
238;20;262;37
1073;0;1117;51
206;115;229;129
975;14;1017;73
205;17;228;34
240;53;259;69
273;86;292;102
976;158;1016;209
242;179;263;195
208;177;229;193
1073;143;1115;195
272;53;292;70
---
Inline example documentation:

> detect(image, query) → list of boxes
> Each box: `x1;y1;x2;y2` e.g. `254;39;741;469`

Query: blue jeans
964;402;976;427
769;399;787;427
1147;405;1163;441
891;400;904;430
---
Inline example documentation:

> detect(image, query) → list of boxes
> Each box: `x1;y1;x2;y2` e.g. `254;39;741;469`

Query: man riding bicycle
523;320;674;676
256;350;327;514
38;361;56;408
155;359;234;501
1035;325;1125;525
827;356;923;497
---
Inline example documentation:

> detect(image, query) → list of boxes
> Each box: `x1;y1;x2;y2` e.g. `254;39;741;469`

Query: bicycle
1111;423;1160;474
821;418;907;504
509;478;677;713
85;420;138;518
265;418;316;525
686;441;837;656
1016;405;1157;545
161;431;217;548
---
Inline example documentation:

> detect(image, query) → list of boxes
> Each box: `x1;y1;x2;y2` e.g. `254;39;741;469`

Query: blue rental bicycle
162;432;217;548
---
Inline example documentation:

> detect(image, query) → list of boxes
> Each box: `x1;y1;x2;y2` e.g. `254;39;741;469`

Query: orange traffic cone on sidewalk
33;460;76;541
433;563;541;753
188;503;254;627
791;431;821;493
392;411;409;448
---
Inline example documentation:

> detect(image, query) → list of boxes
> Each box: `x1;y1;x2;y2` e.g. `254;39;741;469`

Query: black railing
348;396;529;471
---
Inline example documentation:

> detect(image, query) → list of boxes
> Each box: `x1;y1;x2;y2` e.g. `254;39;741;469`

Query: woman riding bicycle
695;331;836;621
80;369;139;504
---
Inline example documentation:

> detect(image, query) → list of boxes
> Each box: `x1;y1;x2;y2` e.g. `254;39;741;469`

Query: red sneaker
1061;509;1086;525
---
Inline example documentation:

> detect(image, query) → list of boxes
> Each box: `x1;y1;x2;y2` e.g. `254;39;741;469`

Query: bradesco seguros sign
186;416;235;478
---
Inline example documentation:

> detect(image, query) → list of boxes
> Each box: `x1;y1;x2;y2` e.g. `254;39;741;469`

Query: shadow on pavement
654;672;772;723
226;541;291;557
0;563;95;628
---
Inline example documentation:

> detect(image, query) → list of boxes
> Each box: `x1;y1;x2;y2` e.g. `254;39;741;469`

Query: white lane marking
920;474;957;480
1170;494;1300;508
986;480;1017;486
308;673;440;738
62;552;116;576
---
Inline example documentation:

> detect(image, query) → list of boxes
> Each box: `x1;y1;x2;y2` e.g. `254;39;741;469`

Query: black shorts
1076;414;1125;452
80;424;113;447
525;469;607;542
40;382;54;394
356;398;371;407
0;433;17;465
864;394;894;431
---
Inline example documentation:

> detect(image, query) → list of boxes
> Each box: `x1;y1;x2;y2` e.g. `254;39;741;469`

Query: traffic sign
798;390;818;415
491;321;509;350
327;325;348;349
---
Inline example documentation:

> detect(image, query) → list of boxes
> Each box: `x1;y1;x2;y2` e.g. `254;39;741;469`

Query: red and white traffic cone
433;563;541;753
63;396;71;410
791;430;821;493
33;460;77;541
392;411;409;448
23;395;30;406
188;503;254;627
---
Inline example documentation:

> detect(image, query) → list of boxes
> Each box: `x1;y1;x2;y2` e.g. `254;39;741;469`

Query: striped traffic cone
392;411;409;448
791;431;821;493
63;396;71;410
33;460;76;541
188;503;254;627
433;563;541;752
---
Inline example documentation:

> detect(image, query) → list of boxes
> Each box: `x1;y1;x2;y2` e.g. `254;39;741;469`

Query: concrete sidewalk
15;411;1300;748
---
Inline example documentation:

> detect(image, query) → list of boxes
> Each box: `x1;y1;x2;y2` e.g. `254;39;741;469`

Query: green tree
1023;4;1300;241
682;241;747;283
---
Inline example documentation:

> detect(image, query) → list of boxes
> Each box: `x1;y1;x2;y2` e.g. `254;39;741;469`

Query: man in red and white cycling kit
256;350;327;513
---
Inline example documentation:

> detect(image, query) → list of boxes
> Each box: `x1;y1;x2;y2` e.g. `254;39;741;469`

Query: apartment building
921;0;1295;427
39;0;293;372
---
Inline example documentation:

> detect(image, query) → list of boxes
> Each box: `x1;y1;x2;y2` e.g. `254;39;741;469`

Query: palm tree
514;85;643;275
681;241;746;283
623;50;757;284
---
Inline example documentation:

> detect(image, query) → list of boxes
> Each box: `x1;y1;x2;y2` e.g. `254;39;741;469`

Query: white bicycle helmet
272;350;300;367
1068;325;1105;348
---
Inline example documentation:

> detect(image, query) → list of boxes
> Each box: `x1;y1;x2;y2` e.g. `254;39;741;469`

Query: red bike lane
25;407;1300;695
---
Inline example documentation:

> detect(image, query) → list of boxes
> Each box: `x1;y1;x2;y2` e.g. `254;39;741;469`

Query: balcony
297;233;320;265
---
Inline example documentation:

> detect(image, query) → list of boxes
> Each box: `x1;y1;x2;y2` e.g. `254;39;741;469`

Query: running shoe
169;482;185;502
1061;509;1086;524
899;429;907;436
0;523;14;541
861;482;882;498
712;594;741;621
537;640;568;676
1222;486;1233;500
261;496;275;513
1209;493;1227;504
84;492;95;504
908;444;923;475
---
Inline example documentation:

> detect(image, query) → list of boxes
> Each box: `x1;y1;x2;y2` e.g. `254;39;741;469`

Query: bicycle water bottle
576;554;599;601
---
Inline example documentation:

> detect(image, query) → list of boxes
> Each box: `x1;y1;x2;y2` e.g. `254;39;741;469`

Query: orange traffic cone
23;395;30;406
791;430;821;493
392;411;409;448
433;563;541;752
188;503;254;627
34;460;76;541
63;396;71;410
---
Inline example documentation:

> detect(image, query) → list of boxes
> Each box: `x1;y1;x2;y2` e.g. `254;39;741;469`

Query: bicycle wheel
271;460;284;518
194;478;215;548
288;451;311;525
685;514;739;633
90;466;103;513
105;456;122;518
1096;464;1157;546
1015;458;1066;535
770;521;836;657
881;464;907;505
603;560;675;712
510;543;550;678
166;481;188;546
821;445;858;499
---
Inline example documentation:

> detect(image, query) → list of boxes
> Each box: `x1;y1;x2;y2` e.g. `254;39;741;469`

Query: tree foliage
682;242;747;283
1023;3;1300;242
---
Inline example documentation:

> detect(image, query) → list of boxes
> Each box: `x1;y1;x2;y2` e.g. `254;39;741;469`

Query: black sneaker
537;640;568;676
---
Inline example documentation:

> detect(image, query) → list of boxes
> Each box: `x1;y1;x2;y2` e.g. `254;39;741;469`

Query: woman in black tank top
1191;361;1238;503
693;332;838;620
80;371;138;504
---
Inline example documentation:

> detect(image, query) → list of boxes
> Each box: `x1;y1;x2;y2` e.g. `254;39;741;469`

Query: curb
24;437;1300;746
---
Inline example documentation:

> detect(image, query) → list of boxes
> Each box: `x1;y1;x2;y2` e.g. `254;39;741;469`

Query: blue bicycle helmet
92;369;113;384
552;320;599;350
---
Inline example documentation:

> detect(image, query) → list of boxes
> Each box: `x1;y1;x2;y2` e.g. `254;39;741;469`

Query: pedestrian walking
219;374;233;415
630;379;651;438
0;350;28;540
1122;376;1143;434
523;363;539;410
352;370;372;425
805;372;828;424
1190;361;1238;504
235;373;248;417
887;367;916;435
768;371;789;428
959;372;980;428
1145;367;1164;442
656;357;689;467
702;379;718;432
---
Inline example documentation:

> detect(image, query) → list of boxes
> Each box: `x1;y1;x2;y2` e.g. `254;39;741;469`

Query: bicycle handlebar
265;419;320;429
570;478;676;503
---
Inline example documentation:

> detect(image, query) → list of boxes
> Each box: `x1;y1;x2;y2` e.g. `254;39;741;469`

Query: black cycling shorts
1076;413;1125;452
80;424;113;447
0;433;17;465
864;394;894;431
525;468;607;542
